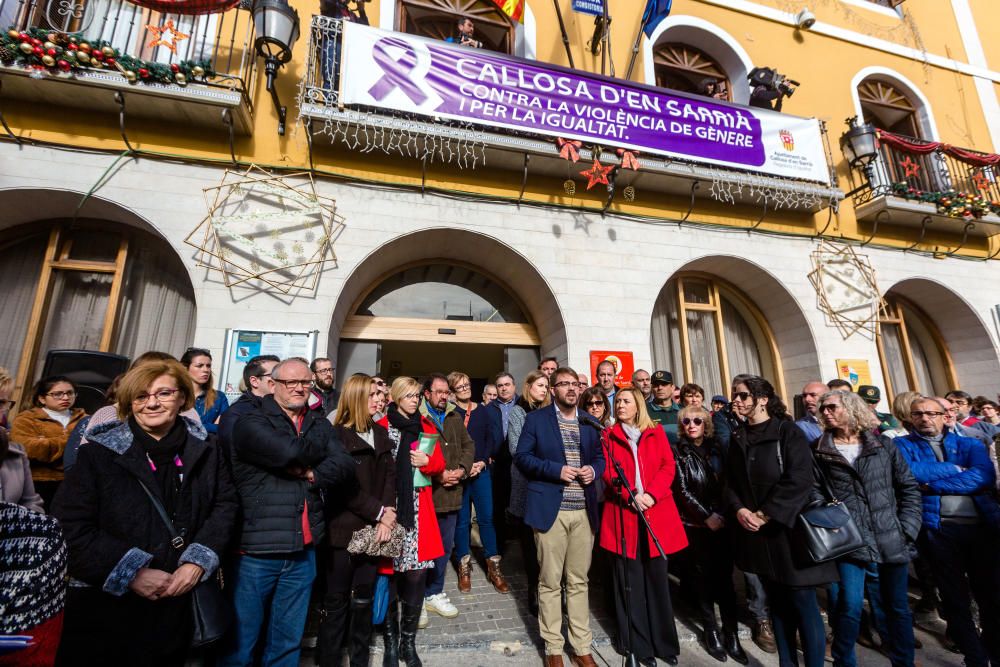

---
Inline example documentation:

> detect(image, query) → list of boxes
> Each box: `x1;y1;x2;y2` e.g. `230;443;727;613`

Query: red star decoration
972;172;991;193
899;156;921;179
146;19;189;54
579;159;614;190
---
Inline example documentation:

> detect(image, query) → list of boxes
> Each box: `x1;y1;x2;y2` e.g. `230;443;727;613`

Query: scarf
386;404;421;530
621;424;644;494
129;416;188;516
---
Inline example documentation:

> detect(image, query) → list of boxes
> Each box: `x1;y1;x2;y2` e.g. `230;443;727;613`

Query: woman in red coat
377;376;445;667
600;386;688;666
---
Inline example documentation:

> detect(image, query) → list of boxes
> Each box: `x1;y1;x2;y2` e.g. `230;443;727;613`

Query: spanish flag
492;0;525;23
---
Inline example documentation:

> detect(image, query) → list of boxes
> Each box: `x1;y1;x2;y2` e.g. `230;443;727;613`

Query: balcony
298;17;842;216
0;0;257;134
851;130;1000;242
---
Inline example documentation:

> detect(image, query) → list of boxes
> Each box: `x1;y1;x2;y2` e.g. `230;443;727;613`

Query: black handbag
137;480;234;647
794;460;865;563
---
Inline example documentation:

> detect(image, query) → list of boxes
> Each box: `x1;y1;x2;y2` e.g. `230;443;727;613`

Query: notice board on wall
219;329;319;402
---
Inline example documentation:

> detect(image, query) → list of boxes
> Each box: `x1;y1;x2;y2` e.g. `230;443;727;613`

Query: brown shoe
545;655;565;667
486;555;510;594
754;619;777;654
457;555;472;594
570;655;596;667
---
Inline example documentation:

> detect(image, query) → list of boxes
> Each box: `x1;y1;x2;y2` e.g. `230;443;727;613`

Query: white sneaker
418;605;429;629
424;592;459;618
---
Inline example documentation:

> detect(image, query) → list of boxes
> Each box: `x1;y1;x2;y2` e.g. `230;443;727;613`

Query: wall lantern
253;0;300;136
840;116;879;168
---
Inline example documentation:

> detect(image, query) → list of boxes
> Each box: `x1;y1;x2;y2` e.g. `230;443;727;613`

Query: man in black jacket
217;354;279;459
220;358;353;667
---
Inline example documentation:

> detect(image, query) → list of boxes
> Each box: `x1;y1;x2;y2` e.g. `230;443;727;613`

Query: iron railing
0;0;257;106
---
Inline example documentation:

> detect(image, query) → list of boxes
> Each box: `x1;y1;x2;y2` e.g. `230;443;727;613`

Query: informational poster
590;350;635;388
835;359;873;390
220;329;319;402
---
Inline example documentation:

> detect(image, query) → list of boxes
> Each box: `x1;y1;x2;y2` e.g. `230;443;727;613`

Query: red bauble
139;68;149;78
32;46;43;56
67;43;78;51
170;63;179;73
46;47;57;56
105;57;115;66
30;37;41;46
92;50;103;60
57;59;70;71
18;32;29;42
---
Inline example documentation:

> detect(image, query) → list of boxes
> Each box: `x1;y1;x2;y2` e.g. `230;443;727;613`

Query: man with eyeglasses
947;390;1000;440
895;396;1000;667
222;358;354;667
218;355;280;460
309;357;340;417
938;396;992;448
647;370;680;446
514;367;604;667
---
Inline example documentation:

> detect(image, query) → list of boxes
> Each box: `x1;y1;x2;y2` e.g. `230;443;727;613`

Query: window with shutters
397;0;516;54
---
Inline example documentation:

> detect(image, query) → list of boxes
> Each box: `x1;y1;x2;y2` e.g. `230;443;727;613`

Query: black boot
704;627;727;662
318;593;350;667
724;631;748;665
382;601;400;667
349;596;374;667
399;601;423;667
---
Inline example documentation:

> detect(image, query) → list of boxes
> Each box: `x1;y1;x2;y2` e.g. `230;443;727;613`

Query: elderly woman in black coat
53;359;238;666
813;390;921;667
724;376;836;667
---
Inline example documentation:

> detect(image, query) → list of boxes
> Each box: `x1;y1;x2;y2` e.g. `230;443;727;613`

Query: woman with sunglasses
724;376;836;667
672;405;748;664
11;375;87;509
600;386;688;666
580;386;612;427
180;348;229;435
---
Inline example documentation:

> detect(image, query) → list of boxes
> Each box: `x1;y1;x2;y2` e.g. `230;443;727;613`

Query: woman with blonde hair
376;376;445;667
320;374;397;667
600;386;688;665
887;390;921;439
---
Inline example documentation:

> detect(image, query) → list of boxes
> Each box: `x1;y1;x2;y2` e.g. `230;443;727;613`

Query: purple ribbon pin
368;36;428;105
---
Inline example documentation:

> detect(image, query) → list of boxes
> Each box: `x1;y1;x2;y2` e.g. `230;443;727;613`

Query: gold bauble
7;29;19;39
47;32;58;43
75;51;89;63
623;185;636;202
41;54;55;67
175;72;187;85
19;42;33;54
90;58;102;68
563;179;576;196
43;41;55;50
191;65;204;77
124;70;137;83
102;46;114;57
78;42;91;52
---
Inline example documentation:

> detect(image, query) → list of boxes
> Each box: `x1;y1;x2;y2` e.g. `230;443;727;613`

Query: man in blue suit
514;367;606;667
896;396;1000;667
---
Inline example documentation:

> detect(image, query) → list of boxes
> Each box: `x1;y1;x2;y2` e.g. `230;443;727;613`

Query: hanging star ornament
899;156;921;179
580;159;614;190
147;20;189;54
972;172;991;193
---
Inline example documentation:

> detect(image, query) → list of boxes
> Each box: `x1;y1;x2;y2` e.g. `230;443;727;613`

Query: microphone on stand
578;413;605;431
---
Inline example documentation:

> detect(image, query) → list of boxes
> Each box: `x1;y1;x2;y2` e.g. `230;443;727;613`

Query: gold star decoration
185;165;345;296
579;159;614;191
899;156;921;179
146;20;189;54
807;241;885;340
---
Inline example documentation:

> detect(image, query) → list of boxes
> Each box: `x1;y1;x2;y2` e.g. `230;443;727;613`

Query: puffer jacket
812;431;922;564
672;436;726;527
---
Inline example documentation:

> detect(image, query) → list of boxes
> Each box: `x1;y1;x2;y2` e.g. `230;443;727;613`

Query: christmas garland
891;182;1000;220
0;27;213;87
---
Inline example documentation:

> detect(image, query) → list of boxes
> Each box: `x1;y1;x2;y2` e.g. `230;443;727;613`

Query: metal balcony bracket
304;118;316;173
600;166;620;218
861;209;890;247
0;79;22;146
517;153;530;209
221;109;237;166
114;92;135;153
903;216;933;252
679;180;700;225
945;222;976;257
749;197;769;230
816;205;835;237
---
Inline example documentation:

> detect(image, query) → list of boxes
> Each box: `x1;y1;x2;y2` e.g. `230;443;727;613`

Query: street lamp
253;0;300;136
840;116;879;168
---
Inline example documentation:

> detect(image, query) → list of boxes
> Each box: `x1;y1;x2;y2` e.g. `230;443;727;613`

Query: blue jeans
219;549;316;667
761;579;826;667
455;467;498;559
828;562;889;643
830;561;913;667
426;511;459;597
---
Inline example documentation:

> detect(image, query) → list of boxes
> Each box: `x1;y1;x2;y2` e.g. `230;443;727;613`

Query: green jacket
648;401;680;445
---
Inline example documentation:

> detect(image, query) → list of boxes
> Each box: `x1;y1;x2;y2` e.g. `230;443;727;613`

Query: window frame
653;42;733;102
396;0;516;54
875;295;956;402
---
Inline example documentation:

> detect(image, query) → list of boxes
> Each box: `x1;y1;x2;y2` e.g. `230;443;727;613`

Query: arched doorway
397;0;516;53
650;256;821;400
330;228;565;388
877;279;1000;400
654;43;733;101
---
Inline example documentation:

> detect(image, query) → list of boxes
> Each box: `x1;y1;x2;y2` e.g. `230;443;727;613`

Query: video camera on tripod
748;66;800;98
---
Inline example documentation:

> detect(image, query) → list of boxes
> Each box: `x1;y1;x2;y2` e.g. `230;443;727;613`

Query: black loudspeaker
41;350;131;414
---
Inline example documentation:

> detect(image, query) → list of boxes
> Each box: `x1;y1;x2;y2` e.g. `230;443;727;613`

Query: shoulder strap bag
793;455;865;563
136;480;233;648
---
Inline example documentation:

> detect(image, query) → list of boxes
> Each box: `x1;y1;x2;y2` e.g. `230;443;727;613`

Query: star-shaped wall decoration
899;156;921;179
147;20;189;54
972;172;991;193
579;159;614;190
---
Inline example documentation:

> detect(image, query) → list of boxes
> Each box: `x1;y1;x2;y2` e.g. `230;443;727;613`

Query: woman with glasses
724;376;836;667
376;376;445;667
319;374;397;667
52;359;238;665
812;390;920;667
580;386;612;427
599;386;688;666
11;375;86;509
672;405;748;664
505;370;550;611
180;348;228;435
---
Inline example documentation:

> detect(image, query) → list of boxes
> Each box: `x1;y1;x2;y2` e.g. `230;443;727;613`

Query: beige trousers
534;509;594;656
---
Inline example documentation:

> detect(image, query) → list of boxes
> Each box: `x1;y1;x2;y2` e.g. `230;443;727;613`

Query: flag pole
625;6;652;80
551;0;575;69
600;0;609;76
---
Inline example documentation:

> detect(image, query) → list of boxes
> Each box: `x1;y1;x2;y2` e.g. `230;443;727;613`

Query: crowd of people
2;349;1000;667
